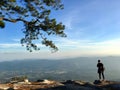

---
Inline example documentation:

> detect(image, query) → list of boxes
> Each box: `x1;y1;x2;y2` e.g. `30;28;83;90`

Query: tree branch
0;17;27;23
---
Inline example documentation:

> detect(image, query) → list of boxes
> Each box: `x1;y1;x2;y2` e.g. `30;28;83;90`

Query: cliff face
0;80;120;90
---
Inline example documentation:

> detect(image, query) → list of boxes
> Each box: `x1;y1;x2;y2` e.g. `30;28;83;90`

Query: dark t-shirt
97;63;104;73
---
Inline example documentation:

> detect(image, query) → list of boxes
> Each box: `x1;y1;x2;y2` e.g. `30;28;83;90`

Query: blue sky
1;0;120;61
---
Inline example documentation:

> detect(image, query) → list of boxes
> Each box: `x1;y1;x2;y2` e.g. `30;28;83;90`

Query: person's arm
97;63;99;67
102;63;105;70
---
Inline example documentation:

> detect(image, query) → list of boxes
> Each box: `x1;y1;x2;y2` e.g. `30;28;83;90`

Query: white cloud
0;42;55;53
0;38;120;61
62;4;84;30
1;37;120;56
12;39;20;42
54;38;120;56
0;43;21;48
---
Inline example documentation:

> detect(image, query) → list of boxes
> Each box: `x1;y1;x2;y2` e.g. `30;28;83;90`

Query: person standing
97;60;105;81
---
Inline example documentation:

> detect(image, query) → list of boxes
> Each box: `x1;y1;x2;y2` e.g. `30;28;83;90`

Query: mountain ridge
0;57;120;82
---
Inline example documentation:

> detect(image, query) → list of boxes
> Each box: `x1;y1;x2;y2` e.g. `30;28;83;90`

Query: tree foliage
0;0;66;52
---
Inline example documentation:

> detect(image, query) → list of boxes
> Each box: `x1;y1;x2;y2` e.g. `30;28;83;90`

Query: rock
0;84;10;90
24;79;29;83
94;80;102;84
62;80;78;84
43;79;52;84
37;79;44;82
0;80;120;90
7;88;14;90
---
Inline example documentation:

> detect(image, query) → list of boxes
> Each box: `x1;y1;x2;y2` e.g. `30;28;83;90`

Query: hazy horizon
0;52;120;61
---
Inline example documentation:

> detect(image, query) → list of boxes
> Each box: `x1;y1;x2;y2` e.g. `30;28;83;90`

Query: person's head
98;60;101;63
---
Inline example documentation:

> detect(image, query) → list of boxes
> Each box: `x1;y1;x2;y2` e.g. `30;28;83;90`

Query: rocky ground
0;79;120;90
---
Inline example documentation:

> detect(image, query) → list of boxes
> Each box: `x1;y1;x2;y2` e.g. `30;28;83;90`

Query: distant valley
0;56;120;83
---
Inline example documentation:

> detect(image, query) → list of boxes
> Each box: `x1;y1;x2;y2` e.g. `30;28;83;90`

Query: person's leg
102;72;105;80
99;73;101;80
